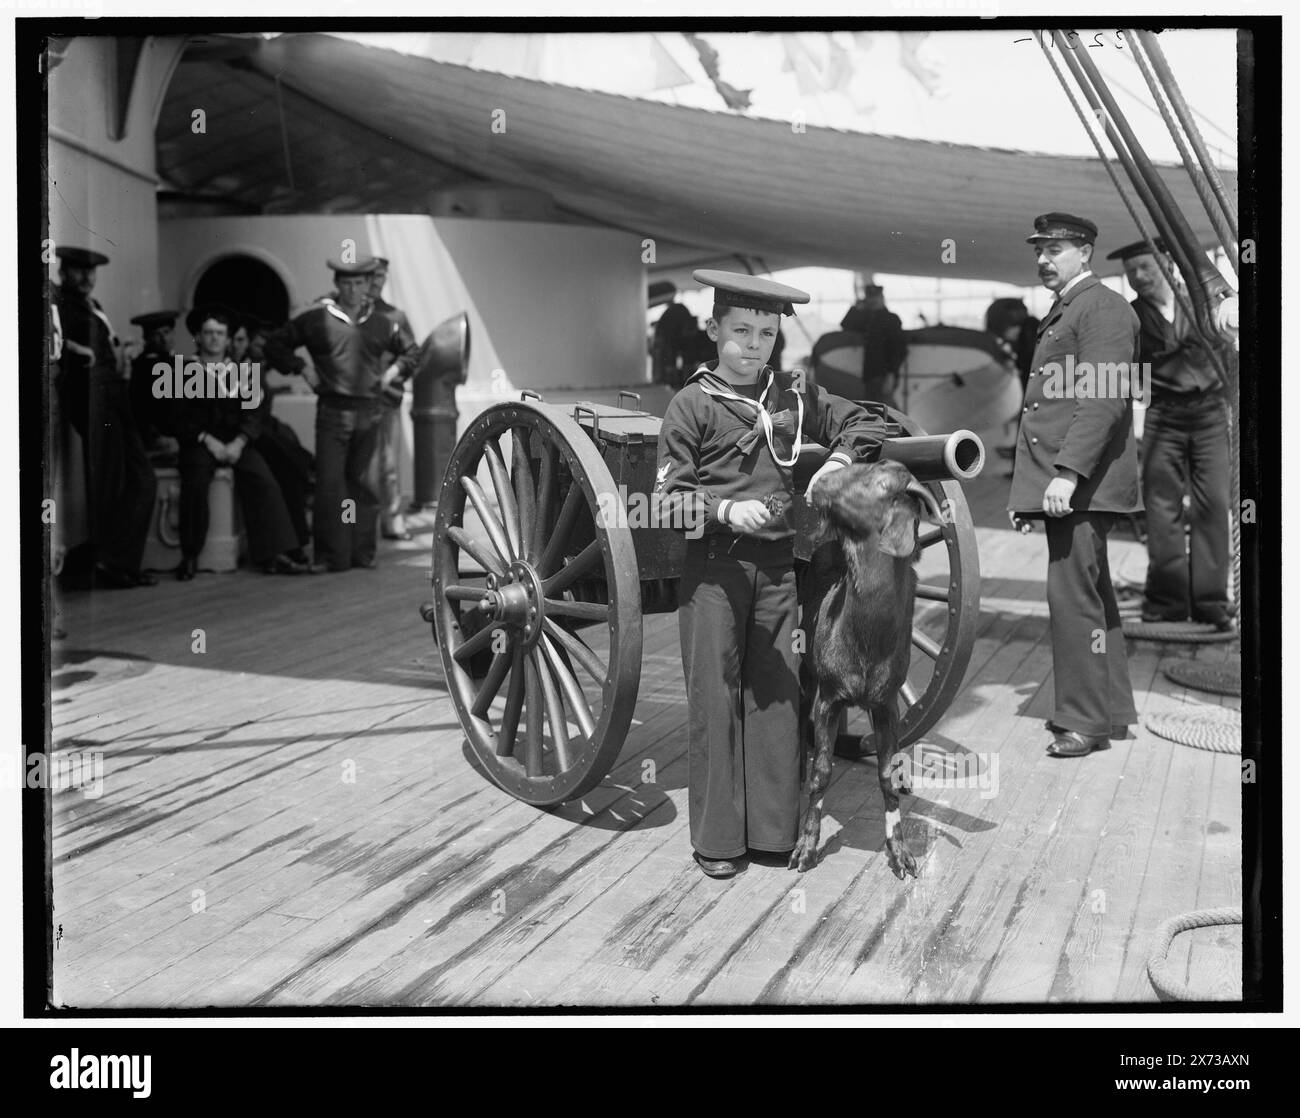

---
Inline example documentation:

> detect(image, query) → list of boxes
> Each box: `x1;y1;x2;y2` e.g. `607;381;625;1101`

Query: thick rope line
1037;31;1241;613
1138;30;1240;245
1147;907;1242;1001
1129;36;1238;274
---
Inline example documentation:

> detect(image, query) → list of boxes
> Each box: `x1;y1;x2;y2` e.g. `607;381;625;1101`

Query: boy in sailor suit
655;270;887;877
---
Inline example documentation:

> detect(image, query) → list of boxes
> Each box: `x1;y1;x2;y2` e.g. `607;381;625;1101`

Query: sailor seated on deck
163;305;309;581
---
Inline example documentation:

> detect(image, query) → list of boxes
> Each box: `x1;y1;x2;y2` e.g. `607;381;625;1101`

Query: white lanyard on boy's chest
689;365;804;467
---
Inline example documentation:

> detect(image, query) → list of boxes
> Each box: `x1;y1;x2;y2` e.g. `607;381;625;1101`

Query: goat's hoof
886;838;918;880
788;837;818;873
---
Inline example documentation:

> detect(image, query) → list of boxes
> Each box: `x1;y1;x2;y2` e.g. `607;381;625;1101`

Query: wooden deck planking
47;472;1246;1008
843;560;1061;1003
52;675;442;896
87;626;685;1007
1038;641;1172;1002
704;575;1051;1004
1051;646;1180;1002
237;638;691;1006
1111;707;1221;1002
54;695;451;1003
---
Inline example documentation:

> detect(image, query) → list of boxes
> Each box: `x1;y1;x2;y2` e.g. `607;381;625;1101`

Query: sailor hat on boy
693;269;811;317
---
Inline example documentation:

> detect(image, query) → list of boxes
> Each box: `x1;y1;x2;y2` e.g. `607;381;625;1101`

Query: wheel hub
480;559;545;650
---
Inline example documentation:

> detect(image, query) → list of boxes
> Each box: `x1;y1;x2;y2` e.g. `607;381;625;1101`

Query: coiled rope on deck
1147;907;1242;1001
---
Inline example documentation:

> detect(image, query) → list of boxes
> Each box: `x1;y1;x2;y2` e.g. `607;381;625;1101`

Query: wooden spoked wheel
431;401;642;807
888;407;982;748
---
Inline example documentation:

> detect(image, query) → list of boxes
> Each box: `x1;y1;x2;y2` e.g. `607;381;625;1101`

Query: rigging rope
1128;35;1238;274
1036;31;1241;613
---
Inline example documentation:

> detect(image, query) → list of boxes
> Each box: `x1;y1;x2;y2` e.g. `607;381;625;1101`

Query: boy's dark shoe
693;851;738;878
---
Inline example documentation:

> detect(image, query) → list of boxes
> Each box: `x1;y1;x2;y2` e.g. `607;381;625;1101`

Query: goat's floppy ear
906;480;944;525
877;498;919;558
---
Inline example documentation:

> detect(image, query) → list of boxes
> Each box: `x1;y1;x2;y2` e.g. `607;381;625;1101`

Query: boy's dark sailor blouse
655;362;888;540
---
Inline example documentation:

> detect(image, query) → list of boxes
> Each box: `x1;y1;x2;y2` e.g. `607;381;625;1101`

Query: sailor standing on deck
262;257;421;572
1106;237;1235;630
52;246;158;589
1009;213;1142;758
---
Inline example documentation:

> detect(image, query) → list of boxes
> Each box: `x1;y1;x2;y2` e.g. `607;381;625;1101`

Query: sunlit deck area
48;470;1241;1008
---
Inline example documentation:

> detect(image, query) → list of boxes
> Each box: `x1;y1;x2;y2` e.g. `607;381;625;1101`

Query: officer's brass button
1033;402;1039;409
1022;407;1028;413
1031;437;1039;444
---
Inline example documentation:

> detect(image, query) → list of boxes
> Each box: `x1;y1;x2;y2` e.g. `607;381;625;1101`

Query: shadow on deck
47;472;1242;1008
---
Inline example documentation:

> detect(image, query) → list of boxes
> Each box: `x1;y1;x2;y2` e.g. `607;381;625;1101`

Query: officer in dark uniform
1010;214;1142;758
1107;238;1234;628
52;246;157;589
656;271;887;876
128;309;179;453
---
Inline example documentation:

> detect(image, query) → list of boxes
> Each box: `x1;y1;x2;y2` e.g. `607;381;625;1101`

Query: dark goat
789;461;937;878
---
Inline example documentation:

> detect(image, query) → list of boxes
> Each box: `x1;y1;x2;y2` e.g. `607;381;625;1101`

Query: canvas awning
156;32;1236;287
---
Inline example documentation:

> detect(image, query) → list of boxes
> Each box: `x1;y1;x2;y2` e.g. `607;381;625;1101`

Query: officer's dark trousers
61;373;156;576
178;442;298;566
1141;392;1231;623
314;396;383;570
678;536;801;860
1044;511;1138;737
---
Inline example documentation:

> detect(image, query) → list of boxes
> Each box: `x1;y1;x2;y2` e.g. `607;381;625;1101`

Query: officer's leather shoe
352;556;378;570
131;570;158;587
174;556;198;582
381;523;413;541
694;851;738;878
1047;729;1111;758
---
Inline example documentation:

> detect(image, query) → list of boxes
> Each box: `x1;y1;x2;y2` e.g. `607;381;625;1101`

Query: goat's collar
686;364;804;468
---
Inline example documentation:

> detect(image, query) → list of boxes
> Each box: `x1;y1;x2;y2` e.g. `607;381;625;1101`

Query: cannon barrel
412;311;472;509
880;429;984;483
